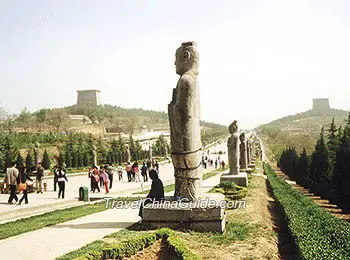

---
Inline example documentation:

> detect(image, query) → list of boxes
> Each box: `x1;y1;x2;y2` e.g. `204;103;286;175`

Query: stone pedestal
142;196;226;233
220;171;248;187
245;168;252;175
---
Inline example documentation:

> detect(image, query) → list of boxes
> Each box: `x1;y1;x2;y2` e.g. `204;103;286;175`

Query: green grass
0;196;141;240
134;167;226;195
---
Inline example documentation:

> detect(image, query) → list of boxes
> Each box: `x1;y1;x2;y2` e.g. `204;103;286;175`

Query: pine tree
309;127;332;194
58;152;64;167
42;149;51;170
65;152;72;168
327;117;338;166
83;153;90;167
77;152;83;167
332;113;350;201
16;152;25;168
25;152;34;170
72;151;78;168
296;148;309;187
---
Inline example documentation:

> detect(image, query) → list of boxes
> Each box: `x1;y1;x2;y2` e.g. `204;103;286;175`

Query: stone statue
239;133;247;169
34;141;42;166
92;145;97;166
149;144;153;160
246;140;251;164
227;121;239;175
125;144;131;163
168;41;202;201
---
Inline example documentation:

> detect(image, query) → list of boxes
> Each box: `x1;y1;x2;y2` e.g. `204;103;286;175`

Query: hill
258;108;350;160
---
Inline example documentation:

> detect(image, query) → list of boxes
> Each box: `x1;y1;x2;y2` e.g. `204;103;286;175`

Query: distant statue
149;144;153;160
34;141;42;166
92;145;97;166
168;41;202;201
125;144;131;163
227;121;239;175
239;133;247;169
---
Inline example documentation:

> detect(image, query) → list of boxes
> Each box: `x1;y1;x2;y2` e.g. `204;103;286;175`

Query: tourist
101;167;109;194
215;159;218;169
126;162;132;182
88;167;94;191
99;165;104;188
117;164;123;181
92;166;100;193
107;164;114;189
53;165;59;192
18;167;33;205
5;162;19;204
146;159;152;170
138;169;164;218
154;161;159;173
57;165;68;199
141;162;148;182
36;162;44;194
221;160;226;170
133;162;140;182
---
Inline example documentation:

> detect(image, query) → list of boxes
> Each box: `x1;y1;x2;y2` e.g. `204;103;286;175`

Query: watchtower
77;90;101;106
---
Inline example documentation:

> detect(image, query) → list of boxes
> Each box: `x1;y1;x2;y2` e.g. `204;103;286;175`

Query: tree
65;152;72;168
296;148;309;187
42;149;51;170
25;152;34;170
15;107;33;132
58;152;64;167
327;117;338;166
48;109;69;133
332;113;350;201
309;127;332;195
16;152;25;168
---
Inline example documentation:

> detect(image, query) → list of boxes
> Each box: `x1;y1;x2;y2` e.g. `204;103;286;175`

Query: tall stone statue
125;144;131;163
149;143;153;160
168;41;202;201
227;121;239;175
34;141;42;166
246;140;251;164
239;132;247;169
92;145;97;166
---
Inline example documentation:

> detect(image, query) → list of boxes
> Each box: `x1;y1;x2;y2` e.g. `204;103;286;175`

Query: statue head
175;41;199;76
239;132;245;142
34;141;40;148
229;121;238;134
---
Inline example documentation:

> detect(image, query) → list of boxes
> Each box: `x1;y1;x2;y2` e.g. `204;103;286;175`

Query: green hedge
72;228;199;260
264;163;350;259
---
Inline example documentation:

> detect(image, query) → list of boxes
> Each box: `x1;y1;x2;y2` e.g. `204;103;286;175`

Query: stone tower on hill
312;98;330;114
77;90;101;106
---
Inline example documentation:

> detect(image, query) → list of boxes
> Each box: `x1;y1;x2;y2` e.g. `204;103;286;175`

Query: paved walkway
0;168;224;260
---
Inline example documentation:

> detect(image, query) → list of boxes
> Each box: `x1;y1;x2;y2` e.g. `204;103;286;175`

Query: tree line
278;114;350;203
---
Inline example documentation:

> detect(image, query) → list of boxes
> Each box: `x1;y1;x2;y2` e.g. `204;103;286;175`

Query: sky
1;0;350;129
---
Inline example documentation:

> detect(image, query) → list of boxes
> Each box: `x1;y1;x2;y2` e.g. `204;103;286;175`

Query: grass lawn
0;196;141;240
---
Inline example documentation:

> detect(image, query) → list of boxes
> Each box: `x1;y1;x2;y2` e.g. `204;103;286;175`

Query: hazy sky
1;1;350;129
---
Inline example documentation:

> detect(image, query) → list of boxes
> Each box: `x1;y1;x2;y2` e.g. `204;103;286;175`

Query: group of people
4;162;69;205
87;160;161;193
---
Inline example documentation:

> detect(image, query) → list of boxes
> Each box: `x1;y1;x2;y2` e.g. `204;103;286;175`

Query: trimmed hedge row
73;228;199;260
264;163;350;259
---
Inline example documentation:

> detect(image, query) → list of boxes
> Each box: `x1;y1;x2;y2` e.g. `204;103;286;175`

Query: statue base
141;196;226;233
245;168;252;175
220;170;248;187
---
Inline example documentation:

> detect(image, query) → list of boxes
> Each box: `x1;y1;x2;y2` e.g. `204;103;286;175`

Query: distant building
312;98;330;113
77;90;101;106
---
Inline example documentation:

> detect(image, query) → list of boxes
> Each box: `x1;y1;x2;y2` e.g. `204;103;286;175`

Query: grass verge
0;196;140;240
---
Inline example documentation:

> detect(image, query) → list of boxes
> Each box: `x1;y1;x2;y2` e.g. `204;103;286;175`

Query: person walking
154;161;159;173
92;166;100;193
57;166;68;199
126;162;132;182
117;164;123;181
107;164;114;189
141;162;148;182
101;167;109;194
6;162;19;204
99;165;104;188
36;162;44;194
18;167;33;205
53;165;59;192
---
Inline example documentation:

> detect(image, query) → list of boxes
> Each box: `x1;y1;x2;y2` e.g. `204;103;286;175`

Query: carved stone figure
149;144;153;160
92;145;97;166
125;144;131;163
239;132;247;169
168;41;202;201
34;141;42;166
227;121;239;175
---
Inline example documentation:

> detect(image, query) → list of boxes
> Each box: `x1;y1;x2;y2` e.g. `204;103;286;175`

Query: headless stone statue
125;144;131;163
92;145;97;166
34;141;42;166
168;41;202;201
227;121;239;175
239;133;247;169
